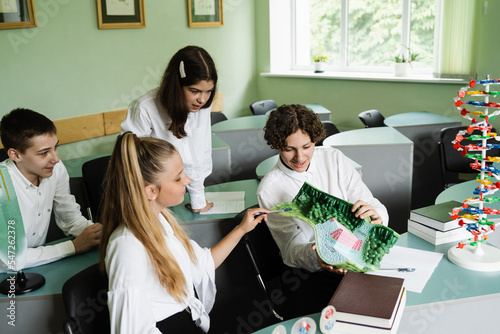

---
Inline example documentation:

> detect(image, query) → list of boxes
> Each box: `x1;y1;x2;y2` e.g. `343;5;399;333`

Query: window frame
271;0;436;75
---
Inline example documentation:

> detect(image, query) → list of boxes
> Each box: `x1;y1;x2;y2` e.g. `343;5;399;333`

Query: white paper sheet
194;0;215;15
200;191;245;215
366;245;444;293
0;0;18;13
106;0;135;16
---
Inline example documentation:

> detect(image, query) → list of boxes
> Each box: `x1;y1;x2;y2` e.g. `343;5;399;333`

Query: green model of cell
272;182;399;272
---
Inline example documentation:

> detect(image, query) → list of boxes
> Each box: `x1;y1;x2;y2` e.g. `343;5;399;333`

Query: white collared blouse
121;89;212;210
105;213;216;334
257;146;389;272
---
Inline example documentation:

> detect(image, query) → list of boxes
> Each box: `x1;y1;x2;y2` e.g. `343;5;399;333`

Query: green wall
254;0;500;130
0;0;257;159
2;1;499;159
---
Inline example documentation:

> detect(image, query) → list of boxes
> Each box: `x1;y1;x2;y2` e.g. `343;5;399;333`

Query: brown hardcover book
328;272;405;329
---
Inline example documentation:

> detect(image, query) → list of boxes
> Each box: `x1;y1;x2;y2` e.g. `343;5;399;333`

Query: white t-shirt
257;146;389;272
0;159;92;272
121;89;213;210
106;213;216;333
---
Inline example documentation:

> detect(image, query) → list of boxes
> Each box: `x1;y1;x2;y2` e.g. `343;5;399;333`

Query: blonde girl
99;132;268;333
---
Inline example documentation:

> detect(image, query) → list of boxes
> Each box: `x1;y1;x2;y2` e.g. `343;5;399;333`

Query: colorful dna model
449;77;500;271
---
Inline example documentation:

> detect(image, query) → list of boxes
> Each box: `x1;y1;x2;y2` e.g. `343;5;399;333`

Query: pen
254;207;292;217
379;268;416;272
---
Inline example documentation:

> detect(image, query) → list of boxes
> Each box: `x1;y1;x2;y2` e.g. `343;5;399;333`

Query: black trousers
156;309;205;334
278;266;344;320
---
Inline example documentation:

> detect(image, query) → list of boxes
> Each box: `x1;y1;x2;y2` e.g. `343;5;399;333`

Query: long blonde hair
99;132;197;302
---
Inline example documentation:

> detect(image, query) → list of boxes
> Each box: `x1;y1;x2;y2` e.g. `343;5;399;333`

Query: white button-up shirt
257;147;389;272
121;89;212;210
0;159;92;272
106;213;216;333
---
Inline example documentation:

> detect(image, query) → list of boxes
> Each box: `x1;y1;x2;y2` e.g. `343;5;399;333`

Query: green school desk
62;133;231;187
253;233;500;334
323;126;413;234
264;103;332;122
435;179;500;209
384;111;461;210
0;179;261;334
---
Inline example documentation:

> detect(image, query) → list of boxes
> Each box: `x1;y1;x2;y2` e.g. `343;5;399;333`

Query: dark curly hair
264;104;326;150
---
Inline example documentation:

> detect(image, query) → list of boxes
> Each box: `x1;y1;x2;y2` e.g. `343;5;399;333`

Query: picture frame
97;0;145;29
187;0;223;28
0;0;37;30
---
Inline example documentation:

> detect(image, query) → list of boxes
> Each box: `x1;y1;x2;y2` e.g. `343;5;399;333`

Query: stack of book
328;272;406;333
407;200;472;245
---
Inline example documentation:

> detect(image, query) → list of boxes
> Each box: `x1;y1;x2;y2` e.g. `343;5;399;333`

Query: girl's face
182;80;215;112
148;152;191;214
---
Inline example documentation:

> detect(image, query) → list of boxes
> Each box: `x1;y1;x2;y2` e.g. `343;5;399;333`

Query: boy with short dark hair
0;108;102;272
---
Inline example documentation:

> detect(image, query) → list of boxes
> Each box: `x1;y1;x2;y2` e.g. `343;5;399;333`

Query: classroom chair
81;155;111;222
358;109;386;128
317;121;341;146
62;264;110;334
438;125;499;189
0;148;8;161
210;111;228;125
249;99;278;115
234;205;286;322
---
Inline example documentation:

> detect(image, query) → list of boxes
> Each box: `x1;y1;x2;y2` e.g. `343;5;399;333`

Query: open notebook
200;191;245;215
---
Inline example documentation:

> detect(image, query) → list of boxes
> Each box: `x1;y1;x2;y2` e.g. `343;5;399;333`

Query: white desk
384;111;461;209
254;233;500;334
324;127;413;234
212;115;278;181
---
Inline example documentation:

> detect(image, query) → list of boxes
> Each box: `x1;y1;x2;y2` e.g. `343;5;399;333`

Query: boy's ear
7;148;21;162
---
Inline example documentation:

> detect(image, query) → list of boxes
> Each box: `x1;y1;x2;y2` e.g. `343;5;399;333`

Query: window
271;0;437;74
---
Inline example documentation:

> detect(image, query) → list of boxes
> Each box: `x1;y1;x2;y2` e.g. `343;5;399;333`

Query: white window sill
260;70;469;85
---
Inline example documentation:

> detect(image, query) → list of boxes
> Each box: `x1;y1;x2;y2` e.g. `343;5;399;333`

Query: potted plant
313;54;328;73
393;49;420;76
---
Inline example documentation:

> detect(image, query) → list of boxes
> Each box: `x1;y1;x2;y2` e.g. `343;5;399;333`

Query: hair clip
179;61;186;79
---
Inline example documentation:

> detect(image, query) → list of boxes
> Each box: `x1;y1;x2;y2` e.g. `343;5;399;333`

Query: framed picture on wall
188;0;223;28
97;0;145;29
0;0;36;30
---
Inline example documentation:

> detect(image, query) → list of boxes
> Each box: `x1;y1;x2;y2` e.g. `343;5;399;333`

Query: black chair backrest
438;125;499;187
81;156;111;222
250;99;278;115
317;121;340;146
358;109;385;128
210;112;228;125
0;149;8;162
62;264;110;334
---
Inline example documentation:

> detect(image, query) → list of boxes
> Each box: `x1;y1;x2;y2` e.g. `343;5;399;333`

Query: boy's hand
312;244;347;275
72;223;103;254
351;200;383;225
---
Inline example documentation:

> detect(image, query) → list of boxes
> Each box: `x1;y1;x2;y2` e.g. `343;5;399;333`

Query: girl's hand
237;207;270;234
351;200;383;225
312;244;347;275
190;200;214;213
